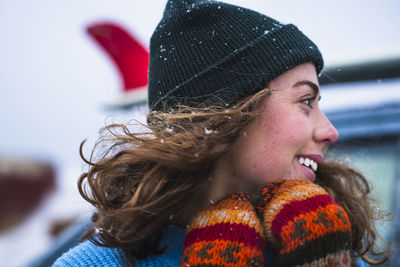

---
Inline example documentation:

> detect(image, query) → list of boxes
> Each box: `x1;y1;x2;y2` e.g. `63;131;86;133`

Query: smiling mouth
297;156;318;172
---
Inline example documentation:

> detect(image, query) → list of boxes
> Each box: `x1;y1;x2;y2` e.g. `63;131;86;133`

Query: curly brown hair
78;88;391;265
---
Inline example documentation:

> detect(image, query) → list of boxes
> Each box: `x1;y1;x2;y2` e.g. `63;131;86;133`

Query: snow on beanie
148;0;324;111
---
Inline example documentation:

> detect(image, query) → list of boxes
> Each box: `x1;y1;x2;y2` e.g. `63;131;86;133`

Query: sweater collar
135;224;185;266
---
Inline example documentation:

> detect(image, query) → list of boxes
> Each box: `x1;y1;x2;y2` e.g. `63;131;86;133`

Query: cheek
267;110;310;146
230;110;311;184
230;122;287;183
253;115;310;178
259;111;301;149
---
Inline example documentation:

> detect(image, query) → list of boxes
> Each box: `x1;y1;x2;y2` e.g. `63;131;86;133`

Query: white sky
0;1;400;266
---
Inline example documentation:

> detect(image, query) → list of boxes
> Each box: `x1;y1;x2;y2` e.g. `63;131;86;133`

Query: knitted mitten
256;179;352;267
181;193;265;266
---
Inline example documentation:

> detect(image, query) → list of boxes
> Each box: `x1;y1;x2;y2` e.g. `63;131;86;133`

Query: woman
54;0;390;266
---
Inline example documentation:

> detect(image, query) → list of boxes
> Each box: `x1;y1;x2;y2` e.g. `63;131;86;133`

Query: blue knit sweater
52;224;184;267
53;224;369;267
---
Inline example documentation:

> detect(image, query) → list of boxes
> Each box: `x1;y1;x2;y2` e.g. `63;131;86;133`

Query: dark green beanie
148;0;323;111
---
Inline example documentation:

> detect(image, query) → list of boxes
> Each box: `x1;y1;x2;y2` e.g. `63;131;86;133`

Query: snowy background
1;1;400;266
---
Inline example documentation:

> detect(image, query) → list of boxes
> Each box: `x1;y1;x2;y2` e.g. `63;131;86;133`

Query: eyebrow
293;80;321;100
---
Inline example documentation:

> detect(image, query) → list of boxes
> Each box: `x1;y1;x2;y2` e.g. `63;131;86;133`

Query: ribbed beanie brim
148;0;323;111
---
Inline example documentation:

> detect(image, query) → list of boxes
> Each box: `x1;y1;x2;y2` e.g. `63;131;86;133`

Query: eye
301;97;316;108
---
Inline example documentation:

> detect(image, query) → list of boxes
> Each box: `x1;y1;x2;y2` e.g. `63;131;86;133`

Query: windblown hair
78;88;391;266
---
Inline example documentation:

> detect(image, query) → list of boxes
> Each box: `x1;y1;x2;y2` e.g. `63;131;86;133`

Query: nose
313;112;339;145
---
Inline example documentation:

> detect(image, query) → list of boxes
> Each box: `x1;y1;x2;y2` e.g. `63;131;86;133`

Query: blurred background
1;0;400;266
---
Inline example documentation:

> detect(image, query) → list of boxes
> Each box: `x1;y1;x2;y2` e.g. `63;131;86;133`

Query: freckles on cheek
290;119;309;139
252;144;272;171
277;115;306;139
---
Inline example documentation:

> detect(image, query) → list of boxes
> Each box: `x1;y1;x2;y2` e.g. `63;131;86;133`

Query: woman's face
226;62;338;185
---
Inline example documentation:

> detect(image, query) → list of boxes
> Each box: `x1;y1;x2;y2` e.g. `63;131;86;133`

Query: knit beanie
148;0;323;111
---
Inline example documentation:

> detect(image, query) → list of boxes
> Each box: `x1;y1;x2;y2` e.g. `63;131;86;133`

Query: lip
296;154;322;182
298;154;323;164
297;162;316;182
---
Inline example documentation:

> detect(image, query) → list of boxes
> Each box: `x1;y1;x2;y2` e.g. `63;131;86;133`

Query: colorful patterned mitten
181;194;265;266
259;180;352;267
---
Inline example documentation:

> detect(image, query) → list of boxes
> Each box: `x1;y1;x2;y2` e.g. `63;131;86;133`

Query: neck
174;154;259;228
209;153;259;200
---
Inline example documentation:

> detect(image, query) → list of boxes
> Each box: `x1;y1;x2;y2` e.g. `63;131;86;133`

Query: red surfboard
87;22;149;109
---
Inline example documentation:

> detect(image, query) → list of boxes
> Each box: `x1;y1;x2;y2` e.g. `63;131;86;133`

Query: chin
284;175;315;183
299;174;316;183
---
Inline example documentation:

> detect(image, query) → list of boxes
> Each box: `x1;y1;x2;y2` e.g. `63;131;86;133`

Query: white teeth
298;157;318;172
311;161;318;172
